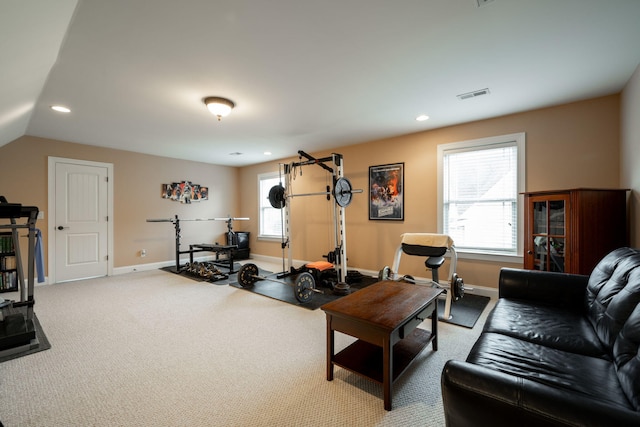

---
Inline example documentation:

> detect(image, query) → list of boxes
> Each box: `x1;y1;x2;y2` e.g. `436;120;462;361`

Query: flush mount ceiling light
51;105;71;113
204;96;235;121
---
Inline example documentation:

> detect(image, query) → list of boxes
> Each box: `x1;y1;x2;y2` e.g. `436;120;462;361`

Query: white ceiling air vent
457;88;490;100
476;0;495;7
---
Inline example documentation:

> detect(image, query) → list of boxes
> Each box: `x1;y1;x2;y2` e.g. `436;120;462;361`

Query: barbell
268;177;363;209
237;263;320;303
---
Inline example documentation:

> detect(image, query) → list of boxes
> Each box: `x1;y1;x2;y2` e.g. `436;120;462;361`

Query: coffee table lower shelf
332;327;433;384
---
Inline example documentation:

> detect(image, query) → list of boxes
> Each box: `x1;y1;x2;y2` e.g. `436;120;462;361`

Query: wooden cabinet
523;189;628;275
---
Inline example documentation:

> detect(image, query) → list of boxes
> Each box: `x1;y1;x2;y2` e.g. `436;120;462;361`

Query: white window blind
258;173;285;238
438;133;525;256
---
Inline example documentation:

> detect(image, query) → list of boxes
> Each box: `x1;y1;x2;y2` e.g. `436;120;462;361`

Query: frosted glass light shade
204;97;235;120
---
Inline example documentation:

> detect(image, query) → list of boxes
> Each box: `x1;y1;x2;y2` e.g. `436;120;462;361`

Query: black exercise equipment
451;273;465;301
323;249;338;264
272;151;362;294
268;185;286;209
183;261;229;281
0;197;39;357
216;217;250;260
146;215;249;276
268;177;362;209
237;263;319;303
382;233;466;321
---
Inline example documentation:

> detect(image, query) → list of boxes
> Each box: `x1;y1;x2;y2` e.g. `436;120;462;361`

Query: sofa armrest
498;268;588;308
441;360;640;427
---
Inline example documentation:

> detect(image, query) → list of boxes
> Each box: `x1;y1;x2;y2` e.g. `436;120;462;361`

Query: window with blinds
258;172;285;239
438;133;525;257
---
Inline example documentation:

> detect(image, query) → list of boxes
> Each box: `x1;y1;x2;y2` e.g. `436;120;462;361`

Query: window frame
257;171;285;241
437;132;526;263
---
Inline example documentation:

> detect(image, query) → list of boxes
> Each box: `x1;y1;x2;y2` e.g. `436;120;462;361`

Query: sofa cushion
613;303;640;411
585;247;640;353
466;332;633;411
483;298;608;359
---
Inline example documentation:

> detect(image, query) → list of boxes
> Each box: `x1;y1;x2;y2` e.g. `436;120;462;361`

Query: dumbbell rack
0;199;39;357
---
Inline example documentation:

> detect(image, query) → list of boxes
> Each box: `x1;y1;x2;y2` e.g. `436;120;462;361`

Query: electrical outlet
140;249;147;257
37;211;45;219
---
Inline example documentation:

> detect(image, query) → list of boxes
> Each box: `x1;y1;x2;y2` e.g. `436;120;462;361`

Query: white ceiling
2;0;640;167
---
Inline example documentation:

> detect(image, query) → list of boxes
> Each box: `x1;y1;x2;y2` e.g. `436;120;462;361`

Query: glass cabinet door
530;198;566;272
533;201;547;235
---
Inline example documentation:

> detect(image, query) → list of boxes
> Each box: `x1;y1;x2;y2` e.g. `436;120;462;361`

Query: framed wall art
162;181;208;204
369;162;404;221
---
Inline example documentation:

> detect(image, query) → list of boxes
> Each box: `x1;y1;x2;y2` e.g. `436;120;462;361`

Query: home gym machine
237;151;362;303
378;233;465;320
0;197;40;357
146;215;249;280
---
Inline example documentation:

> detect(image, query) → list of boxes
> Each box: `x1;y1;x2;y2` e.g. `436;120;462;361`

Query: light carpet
0;269;494;427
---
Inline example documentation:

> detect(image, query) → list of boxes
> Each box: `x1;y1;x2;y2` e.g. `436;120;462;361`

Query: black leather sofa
441;247;640;427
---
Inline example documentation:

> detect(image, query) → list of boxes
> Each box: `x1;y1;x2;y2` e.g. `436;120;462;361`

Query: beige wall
0;136;239;272
0;94;626;288
239;95;622;287
621;64;640;247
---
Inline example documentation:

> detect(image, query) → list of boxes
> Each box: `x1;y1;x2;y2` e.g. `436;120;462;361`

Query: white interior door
51;159;111;282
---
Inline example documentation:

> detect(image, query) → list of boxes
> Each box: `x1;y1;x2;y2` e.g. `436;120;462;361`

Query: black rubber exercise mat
229;272;379;310
435;294;490;329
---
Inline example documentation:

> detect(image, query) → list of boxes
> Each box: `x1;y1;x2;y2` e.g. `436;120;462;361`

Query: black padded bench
188;244;237;273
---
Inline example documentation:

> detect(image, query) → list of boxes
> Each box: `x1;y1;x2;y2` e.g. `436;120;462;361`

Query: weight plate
237;263;259;288
333;281;350;295
333;177;353;208
378;266;393;281
268;184;286;209
453;273;465;301
294;272;315;303
402;274;415;284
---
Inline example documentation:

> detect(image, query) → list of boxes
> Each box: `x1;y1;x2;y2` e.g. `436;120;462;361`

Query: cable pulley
268;177;362;209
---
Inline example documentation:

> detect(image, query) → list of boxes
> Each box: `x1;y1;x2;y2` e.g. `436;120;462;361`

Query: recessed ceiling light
264;151;272;156
416;115;430;121
51;105;71;113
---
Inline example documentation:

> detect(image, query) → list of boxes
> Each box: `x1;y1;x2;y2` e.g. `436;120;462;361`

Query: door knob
57;226;69;230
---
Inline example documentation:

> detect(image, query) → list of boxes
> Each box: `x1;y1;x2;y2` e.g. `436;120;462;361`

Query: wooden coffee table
321;280;443;410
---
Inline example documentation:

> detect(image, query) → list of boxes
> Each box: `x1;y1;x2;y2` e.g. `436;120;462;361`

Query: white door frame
47;156;114;284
